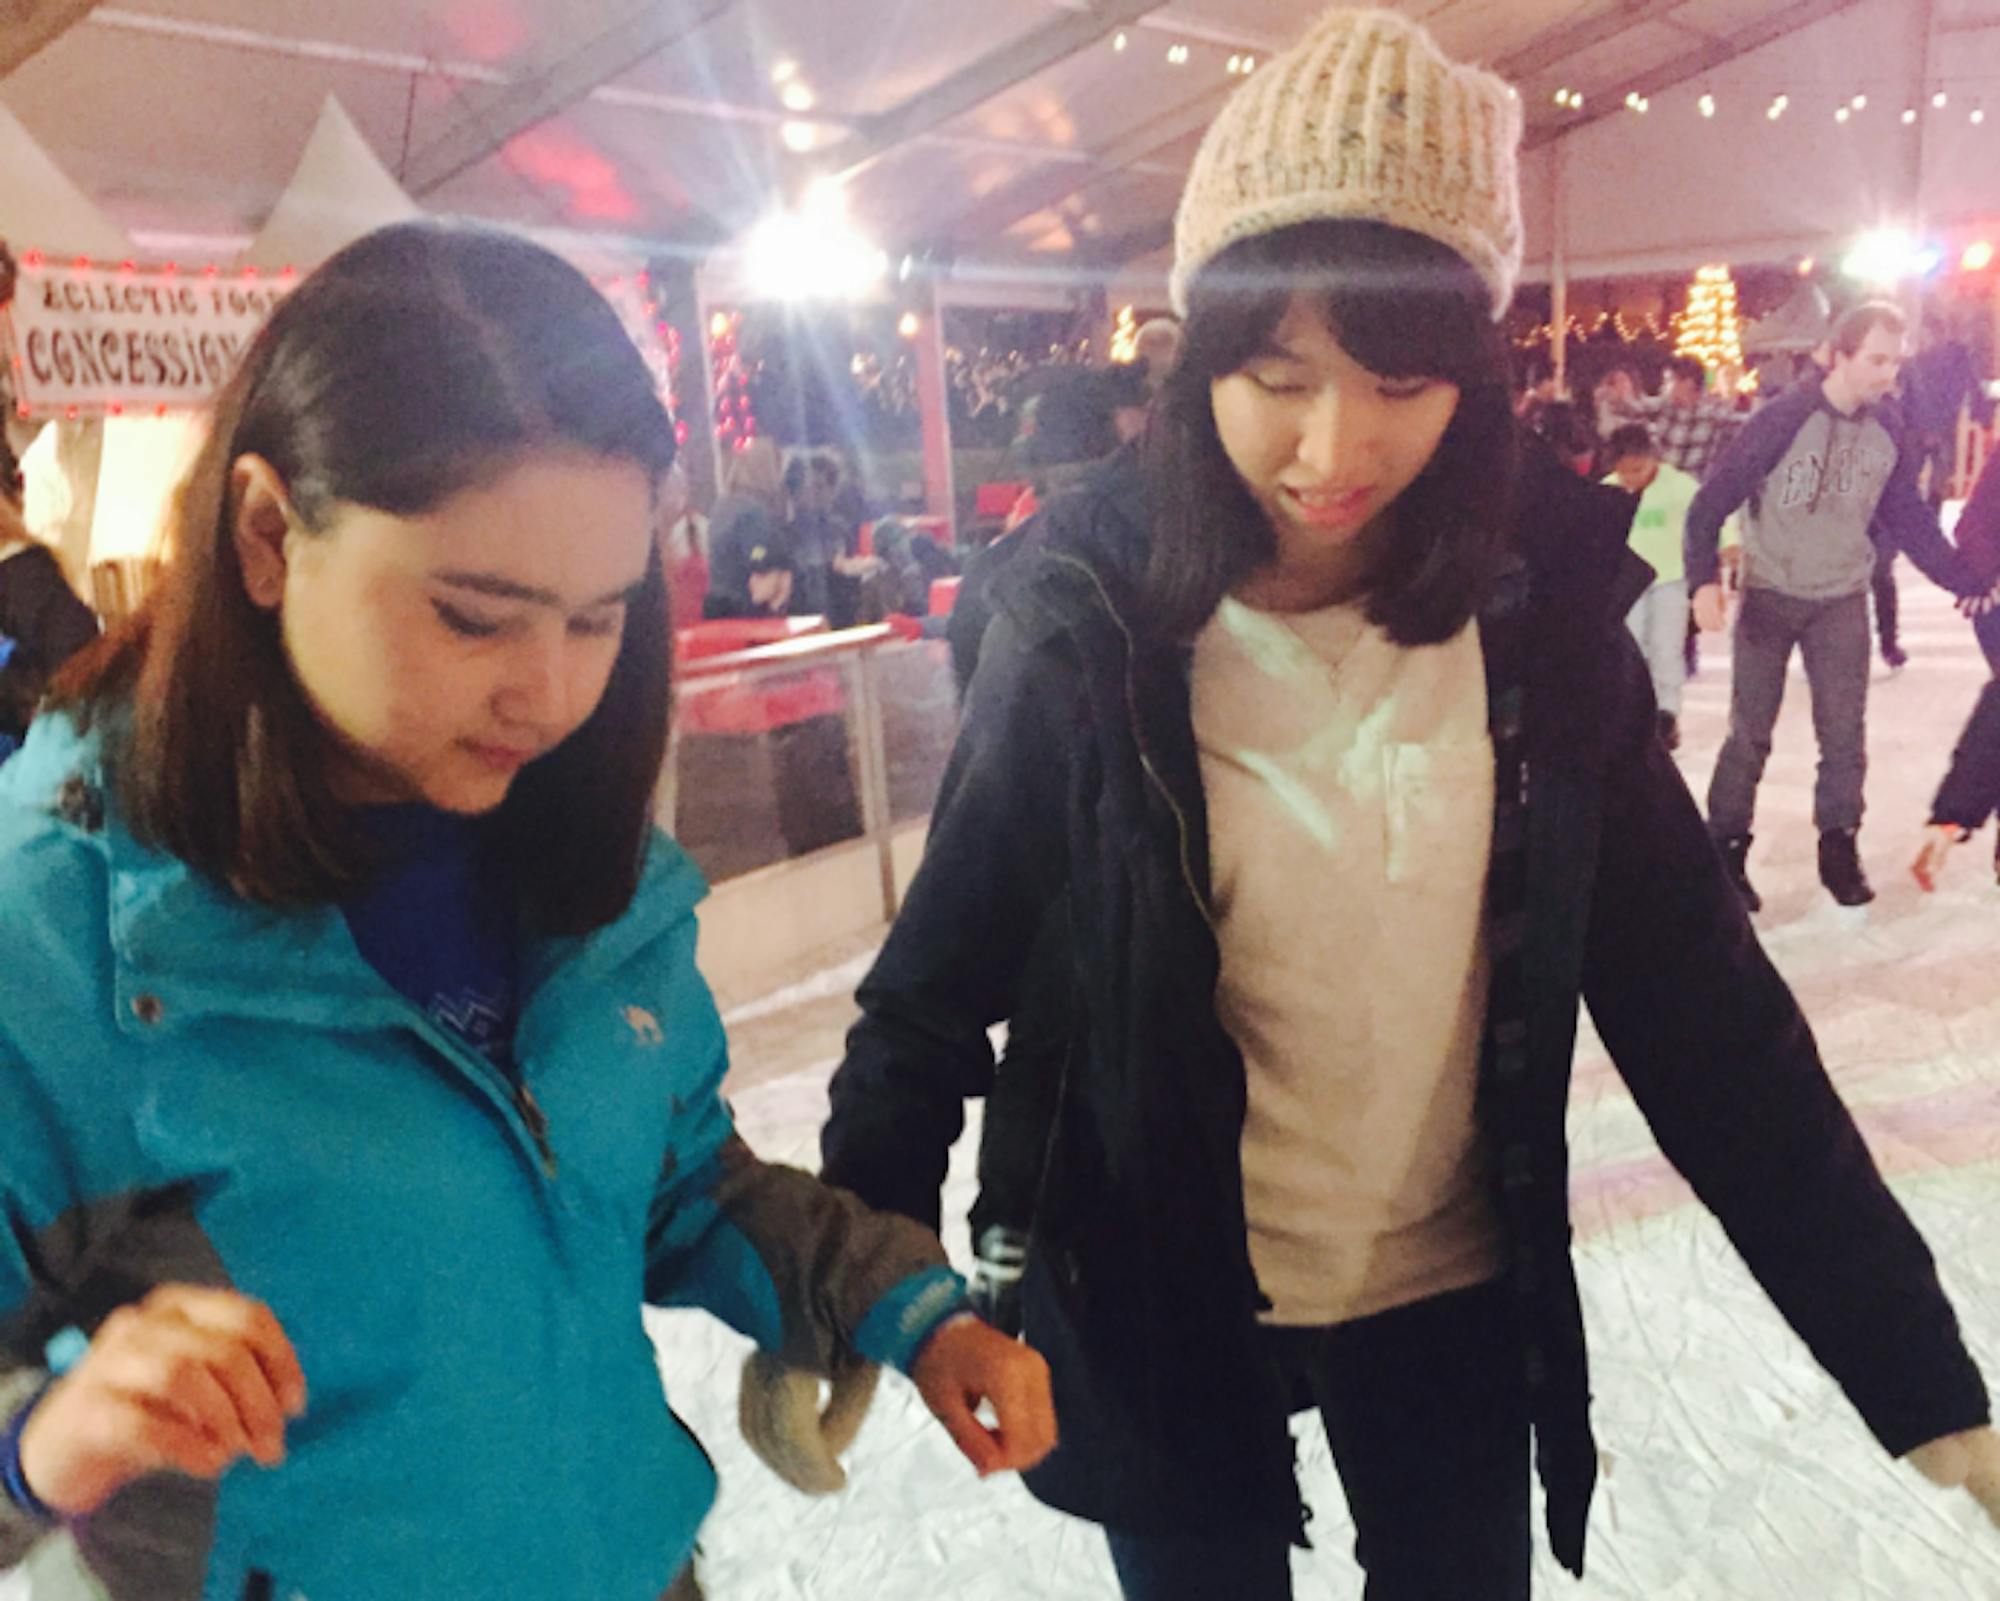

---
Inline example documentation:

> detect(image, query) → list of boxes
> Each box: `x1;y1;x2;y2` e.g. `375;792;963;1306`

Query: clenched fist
18;1285;307;1517
910;1317;1056;1479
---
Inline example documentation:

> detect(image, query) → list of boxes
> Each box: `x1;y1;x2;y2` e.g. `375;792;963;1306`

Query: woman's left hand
1909;1425;2000;1528
1912;824;1966;892
910;1316;1057;1478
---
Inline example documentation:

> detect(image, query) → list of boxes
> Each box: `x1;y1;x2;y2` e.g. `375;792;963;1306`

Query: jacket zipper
514;1081;559;1180
1045;552;1216;933
401;1005;560;1185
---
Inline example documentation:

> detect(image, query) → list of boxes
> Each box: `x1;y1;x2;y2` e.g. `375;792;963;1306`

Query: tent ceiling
4;0;1993;296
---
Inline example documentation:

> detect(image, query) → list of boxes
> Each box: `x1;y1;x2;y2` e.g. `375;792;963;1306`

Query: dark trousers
1871;545;1901;659
1976;607;2000;676
1708;589;1871;837
1104;1280;1531;1601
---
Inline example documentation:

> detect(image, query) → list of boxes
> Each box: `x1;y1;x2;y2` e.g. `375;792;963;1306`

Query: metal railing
667;623;957;918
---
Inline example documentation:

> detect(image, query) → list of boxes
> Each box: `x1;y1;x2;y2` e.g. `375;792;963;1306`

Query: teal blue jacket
0;714;968;1600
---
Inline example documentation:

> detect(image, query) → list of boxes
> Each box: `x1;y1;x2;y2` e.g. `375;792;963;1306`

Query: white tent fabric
0;99;134;261
0;104;133;600
238;96;421;271
18;0;1997;303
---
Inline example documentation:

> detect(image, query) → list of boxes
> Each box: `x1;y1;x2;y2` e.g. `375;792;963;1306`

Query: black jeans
1707;589;1871;837
1871;545;1901;659
1104;1279;1531;1601
1976;607;2000;676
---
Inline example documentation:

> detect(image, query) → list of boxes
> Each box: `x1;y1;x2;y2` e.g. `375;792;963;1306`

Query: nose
493;624;577;734
1295;385;1367;479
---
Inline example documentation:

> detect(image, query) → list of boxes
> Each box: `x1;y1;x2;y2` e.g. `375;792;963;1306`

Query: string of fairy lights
1507;265;1745;370
1548;82;1998;126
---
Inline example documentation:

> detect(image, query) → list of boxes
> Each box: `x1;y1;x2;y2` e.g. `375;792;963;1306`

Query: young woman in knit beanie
807;9;1994;1596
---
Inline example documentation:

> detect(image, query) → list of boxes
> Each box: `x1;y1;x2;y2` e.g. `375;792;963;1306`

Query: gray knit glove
738;1352;881;1495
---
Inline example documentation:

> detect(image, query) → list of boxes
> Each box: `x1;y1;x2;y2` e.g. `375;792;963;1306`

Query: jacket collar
2;712;707;1039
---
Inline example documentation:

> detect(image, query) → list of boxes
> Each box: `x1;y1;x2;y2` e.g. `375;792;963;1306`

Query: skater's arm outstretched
1579;634;1996;1520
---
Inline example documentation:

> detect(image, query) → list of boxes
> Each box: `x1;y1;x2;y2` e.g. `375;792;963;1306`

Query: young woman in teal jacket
0;221;1053;1601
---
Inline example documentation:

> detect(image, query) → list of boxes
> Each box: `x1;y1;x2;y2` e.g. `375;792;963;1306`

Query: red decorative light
110;403;125;416
22;250;43;268
73;255;90;270
119;259;136;274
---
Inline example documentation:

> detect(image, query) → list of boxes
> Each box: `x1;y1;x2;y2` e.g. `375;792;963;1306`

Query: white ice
659;574;2000;1600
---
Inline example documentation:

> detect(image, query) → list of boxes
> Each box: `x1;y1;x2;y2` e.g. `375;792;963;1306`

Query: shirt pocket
1381;741;1495;892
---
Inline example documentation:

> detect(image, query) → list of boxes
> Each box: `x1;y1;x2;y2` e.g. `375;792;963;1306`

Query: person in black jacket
0;493;96;757
701;438;797;619
802;9;1995;1598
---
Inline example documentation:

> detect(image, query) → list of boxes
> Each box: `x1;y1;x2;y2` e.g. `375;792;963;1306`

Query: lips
1283;485;1374;529
461;740;540;773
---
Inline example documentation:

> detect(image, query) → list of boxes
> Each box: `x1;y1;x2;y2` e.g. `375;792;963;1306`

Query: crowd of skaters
1511;301;2000;910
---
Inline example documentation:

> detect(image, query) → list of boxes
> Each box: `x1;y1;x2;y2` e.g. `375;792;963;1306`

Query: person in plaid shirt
1608;355;1743;480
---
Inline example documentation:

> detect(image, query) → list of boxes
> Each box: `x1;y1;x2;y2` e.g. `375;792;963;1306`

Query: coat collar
1;712;707;1040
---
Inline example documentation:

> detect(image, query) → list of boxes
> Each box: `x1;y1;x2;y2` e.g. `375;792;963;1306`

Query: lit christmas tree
1675;264;1743;379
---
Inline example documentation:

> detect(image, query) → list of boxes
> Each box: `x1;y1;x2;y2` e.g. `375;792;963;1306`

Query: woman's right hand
17;1285;306;1517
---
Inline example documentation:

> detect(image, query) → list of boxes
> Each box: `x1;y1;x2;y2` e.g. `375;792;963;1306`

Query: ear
230;454;294;612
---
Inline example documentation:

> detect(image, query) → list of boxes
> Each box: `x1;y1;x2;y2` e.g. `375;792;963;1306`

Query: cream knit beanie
1170;8;1524;320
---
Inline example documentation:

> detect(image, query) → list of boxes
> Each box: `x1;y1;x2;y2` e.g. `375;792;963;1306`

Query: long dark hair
1142;219;1518;643
55;221;678;935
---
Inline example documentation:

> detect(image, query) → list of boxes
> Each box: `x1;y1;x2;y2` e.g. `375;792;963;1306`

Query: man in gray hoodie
1686;302;1987;911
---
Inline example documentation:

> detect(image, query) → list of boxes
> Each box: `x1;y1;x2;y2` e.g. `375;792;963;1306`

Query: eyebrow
433;571;645;610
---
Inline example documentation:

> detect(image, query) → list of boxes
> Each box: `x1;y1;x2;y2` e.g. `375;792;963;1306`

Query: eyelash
434;600;502;639
1248;375;1435;400
432;601;626;641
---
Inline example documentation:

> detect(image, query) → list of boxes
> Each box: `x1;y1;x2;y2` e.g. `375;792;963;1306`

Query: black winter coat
820;444;1989;1573
0;543;97;741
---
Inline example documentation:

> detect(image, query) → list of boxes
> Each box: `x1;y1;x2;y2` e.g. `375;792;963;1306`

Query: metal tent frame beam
2;0;102;74
1495;0;1693;82
1524;0;1872;150
821;0;1167;185
401;0;740;197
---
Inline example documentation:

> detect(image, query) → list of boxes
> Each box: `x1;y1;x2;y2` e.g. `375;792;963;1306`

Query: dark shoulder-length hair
53;221;678;935
1142;219;1518;644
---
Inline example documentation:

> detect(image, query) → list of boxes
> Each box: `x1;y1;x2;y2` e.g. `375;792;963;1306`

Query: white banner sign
4;257;293;419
